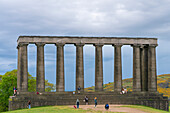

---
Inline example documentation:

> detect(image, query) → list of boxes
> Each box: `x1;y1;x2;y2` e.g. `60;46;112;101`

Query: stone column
56;43;65;92
113;44;122;92
75;43;84;91
133;44;141;92
148;44;157;92
36;43;45;92
17;45;21;91
17;43;28;92
140;45;148;91
94;44;103;91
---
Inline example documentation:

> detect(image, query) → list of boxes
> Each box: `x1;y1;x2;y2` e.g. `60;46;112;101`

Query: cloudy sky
0;0;170;91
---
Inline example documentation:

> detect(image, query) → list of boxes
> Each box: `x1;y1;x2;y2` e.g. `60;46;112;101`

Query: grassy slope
4;105;170;113
85;74;170;98
119;105;170;113
4;106;112;113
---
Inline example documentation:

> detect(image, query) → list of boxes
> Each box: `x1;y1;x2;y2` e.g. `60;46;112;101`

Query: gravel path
69;105;148;113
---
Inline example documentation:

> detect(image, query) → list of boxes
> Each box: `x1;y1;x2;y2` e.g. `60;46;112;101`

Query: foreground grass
3;105;170;113
119;105;170;113
4;106;113;113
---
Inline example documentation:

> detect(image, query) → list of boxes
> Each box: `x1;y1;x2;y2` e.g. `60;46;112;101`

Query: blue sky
0;0;170;91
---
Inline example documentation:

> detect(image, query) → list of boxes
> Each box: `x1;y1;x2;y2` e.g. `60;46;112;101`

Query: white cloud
0;57;16;74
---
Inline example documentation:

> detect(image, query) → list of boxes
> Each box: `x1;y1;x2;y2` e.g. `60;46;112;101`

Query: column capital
149;44;158;48
74;43;85;46
139;44;148;49
35;42;45;47
93;43;104;47
55;43;65;47
112;43;123;47
18;42;29;47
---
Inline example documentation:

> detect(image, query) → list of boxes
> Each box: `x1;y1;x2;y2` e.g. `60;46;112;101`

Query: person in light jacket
76;99;80;109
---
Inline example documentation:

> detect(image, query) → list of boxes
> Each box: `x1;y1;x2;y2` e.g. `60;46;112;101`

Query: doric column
113;44;122;92
17;45;21;91
17;43;28;92
148;44;157;92
140;45;148;91
56;43;65;92
94;44;103;91
132;44;141;92
36;43;45;92
75;43;84;91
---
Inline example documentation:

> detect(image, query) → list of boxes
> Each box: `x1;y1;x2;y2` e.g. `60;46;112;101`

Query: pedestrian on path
76;99;80;109
27;100;31;109
94;97;97;108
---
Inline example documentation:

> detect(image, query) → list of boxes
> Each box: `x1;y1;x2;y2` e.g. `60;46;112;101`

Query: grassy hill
4;105;170;113
85;74;170;98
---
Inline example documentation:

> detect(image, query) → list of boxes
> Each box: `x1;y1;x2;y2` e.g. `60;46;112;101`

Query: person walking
84;96;88;105
76;99;80;109
94;97;97;108
27;100;31;109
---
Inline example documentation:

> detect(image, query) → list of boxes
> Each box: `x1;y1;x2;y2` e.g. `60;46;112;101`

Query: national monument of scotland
9;36;169;111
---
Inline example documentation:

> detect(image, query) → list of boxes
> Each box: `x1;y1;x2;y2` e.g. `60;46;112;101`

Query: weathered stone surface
36;43;45;92
9;92;169;111
75;43;84;91
133;44;141;91
15;36;166;112
148;44;157;92
17;43;28;92
140;46;149;91
94;44;103;91
113;44;122;92
56;43;65;92
17;36;157;46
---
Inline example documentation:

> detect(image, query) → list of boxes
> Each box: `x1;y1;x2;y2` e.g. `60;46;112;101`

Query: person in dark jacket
94;97;97;108
84;96;88;105
27;100;31;109
78;86;81;94
105;103;109;110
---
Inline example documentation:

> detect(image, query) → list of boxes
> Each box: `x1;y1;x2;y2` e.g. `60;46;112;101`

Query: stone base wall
9;92;169;111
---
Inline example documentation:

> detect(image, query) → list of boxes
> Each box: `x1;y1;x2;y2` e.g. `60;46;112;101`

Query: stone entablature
17;36;157;45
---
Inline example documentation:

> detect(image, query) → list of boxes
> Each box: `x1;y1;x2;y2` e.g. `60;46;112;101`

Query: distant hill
85;74;170;98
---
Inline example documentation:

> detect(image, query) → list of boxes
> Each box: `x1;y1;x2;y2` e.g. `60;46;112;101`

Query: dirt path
69;105;148;113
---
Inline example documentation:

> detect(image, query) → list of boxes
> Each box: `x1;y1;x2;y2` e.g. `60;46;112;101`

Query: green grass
119;105;170;113
4;106;114;113
3;105;169;113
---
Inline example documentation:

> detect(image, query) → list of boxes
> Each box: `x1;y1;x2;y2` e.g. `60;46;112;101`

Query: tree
0;69;55;112
0;70;17;111
0;75;2;81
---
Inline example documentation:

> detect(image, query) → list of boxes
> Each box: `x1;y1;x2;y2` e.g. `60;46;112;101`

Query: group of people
75;96;97;108
13;85;127;110
75;97;109;110
75;96;89;108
